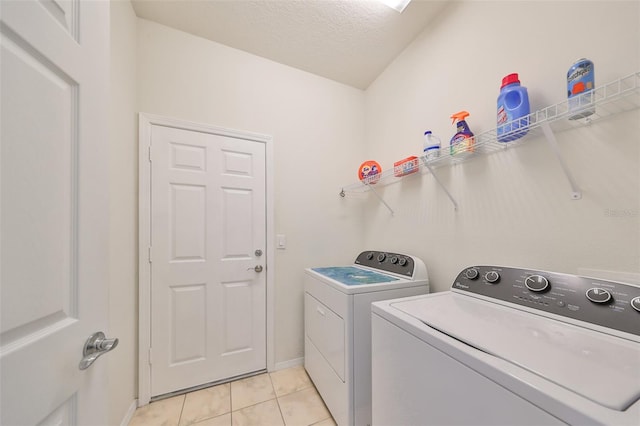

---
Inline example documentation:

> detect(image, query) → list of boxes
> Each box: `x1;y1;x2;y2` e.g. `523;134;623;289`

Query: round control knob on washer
524;275;550;292
464;268;479;280
390;256;399;264
586;288;612;304
485;271;500;283
631;297;640;312
377;253;386;262
398;257;408;267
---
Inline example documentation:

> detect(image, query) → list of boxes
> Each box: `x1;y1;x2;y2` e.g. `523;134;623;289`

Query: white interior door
149;124;267;397
1;1;110;425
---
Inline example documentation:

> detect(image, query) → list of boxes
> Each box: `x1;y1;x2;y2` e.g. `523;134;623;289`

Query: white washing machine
304;251;429;426
371;265;640;425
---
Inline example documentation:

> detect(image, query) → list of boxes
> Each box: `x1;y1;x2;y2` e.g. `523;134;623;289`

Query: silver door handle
79;331;119;370
247;265;263;273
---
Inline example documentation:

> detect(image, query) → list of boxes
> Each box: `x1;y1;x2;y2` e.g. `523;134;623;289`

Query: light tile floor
129;366;336;426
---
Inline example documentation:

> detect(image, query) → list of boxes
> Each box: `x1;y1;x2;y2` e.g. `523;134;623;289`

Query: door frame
137;113;275;405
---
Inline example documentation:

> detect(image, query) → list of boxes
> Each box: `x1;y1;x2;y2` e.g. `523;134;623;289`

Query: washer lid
310;266;399;286
391;293;640;411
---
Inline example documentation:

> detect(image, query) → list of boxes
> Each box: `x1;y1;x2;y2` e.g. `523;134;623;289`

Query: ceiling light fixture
378;0;412;13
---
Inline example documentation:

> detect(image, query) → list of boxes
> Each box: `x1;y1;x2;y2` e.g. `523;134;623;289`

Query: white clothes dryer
371;265;640;426
304;251;429;426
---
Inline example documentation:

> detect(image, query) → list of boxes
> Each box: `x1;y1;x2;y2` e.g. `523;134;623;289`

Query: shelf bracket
422;158;458;210
365;182;395;216
541;122;582;200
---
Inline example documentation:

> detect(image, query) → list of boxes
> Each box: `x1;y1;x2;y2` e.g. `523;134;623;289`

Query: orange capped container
358;160;382;184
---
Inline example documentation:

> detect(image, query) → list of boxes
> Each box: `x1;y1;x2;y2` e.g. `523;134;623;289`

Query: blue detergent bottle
497;73;530;142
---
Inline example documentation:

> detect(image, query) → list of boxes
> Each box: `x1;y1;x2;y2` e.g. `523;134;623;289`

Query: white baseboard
273;357;304;371
120;399;138;426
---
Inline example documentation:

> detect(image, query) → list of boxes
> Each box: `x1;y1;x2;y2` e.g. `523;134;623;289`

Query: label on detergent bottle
497;105;507;126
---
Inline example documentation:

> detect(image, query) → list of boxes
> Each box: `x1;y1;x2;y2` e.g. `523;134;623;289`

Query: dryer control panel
452;266;640;336
354;251;415;277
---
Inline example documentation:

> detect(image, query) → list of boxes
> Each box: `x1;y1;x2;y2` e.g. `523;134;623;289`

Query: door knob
79;331;119;370
255;249;263;257
247;265;263;273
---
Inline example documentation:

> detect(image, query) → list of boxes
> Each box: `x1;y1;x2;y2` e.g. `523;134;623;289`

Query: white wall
363;1;640;292
136;18;366;365
109;0;138;423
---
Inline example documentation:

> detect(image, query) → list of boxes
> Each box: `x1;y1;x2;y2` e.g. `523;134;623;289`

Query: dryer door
305;292;345;380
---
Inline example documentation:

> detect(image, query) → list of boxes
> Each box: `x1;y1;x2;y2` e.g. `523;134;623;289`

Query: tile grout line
269;373;288;426
229;380;238;425
177;394;186;426
226;372;285;423
274;396;287;426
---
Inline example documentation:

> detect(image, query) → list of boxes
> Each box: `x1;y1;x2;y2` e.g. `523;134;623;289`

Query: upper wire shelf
342;71;640;194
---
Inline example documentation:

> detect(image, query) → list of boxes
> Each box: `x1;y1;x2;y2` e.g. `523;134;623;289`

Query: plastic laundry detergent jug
497;73;530;142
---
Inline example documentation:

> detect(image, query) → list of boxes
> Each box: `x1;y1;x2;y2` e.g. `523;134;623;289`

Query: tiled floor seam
231;396;276;412
177;396;186;426
274;395;287;426
273;383;313;399
276;387;326;426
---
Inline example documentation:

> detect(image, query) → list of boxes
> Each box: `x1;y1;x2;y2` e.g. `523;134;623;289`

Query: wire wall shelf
340;71;640;211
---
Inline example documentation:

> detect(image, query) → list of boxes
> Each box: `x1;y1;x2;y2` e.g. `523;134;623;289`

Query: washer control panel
354;251;415;277
452;266;640;336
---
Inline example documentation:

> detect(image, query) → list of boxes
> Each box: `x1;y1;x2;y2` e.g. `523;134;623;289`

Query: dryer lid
391;293;640;411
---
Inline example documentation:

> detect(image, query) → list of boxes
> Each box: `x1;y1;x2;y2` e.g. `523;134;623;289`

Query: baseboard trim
120;399;138;426
273;357;304;371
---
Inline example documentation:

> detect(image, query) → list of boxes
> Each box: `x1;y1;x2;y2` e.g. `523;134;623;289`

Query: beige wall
363;0;640;292
136;18;366;366
109;0;138;424
108;10;366;422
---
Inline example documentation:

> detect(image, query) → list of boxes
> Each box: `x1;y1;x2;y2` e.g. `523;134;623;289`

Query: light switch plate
276;234;286;249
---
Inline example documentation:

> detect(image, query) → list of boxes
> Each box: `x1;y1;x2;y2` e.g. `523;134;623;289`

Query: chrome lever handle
247;265;263;273
79;331;119;370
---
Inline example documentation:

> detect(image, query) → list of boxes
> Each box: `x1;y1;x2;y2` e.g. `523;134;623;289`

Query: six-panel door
149;125;267;396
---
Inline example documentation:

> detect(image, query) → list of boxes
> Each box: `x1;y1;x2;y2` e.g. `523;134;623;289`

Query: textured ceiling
131;0;450;89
